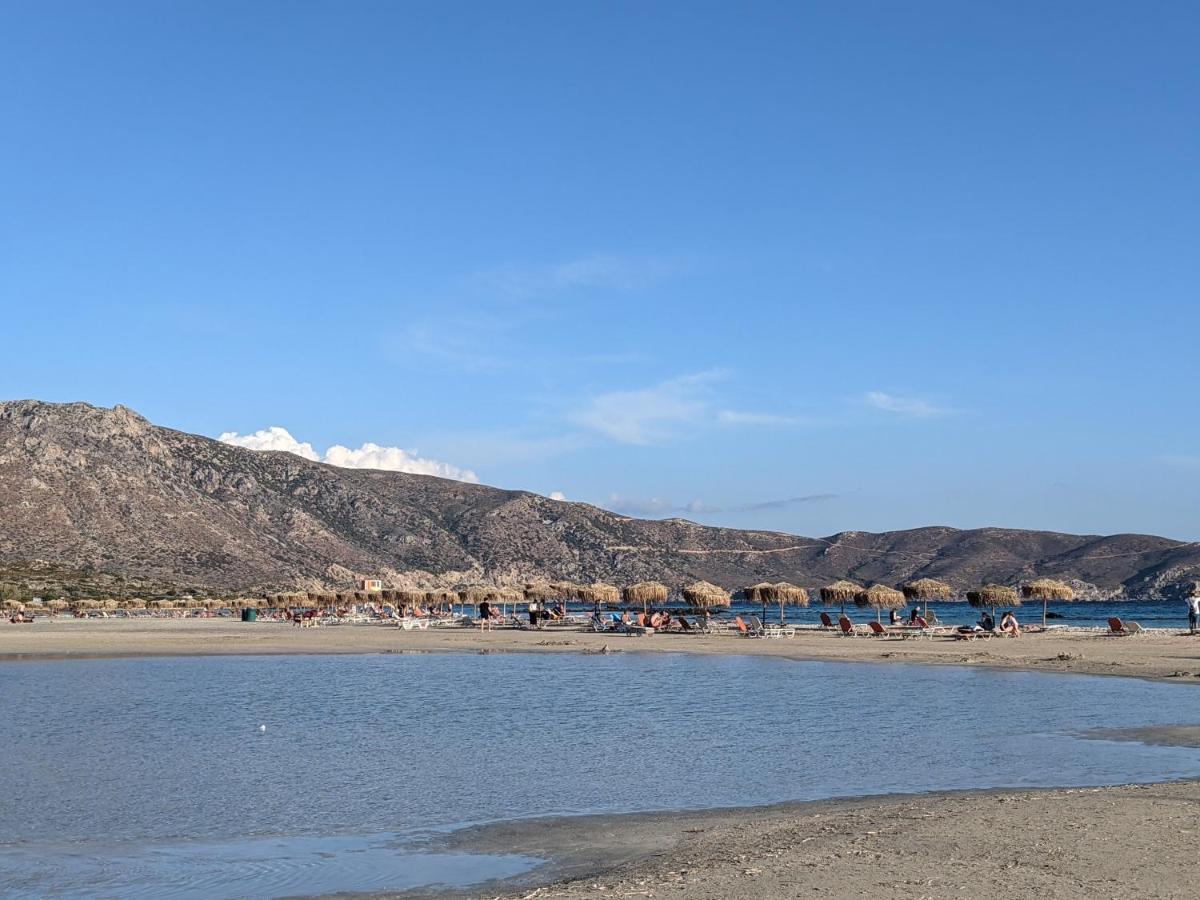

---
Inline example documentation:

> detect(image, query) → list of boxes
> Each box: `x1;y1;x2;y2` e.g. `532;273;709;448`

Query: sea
2;651;1200;898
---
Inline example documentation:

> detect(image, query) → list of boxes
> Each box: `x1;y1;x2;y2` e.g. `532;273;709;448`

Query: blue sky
3;1;1199;540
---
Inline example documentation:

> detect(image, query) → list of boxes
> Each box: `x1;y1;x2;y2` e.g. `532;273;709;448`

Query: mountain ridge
1;400;1197;600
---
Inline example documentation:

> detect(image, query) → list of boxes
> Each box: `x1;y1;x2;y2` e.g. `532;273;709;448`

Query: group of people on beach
890;605;1021;636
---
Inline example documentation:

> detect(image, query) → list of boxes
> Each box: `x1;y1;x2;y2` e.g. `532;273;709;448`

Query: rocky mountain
1;400;1198;600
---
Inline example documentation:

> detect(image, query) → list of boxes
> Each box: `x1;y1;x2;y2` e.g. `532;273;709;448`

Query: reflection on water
0;835;537;899
2;653;1200;897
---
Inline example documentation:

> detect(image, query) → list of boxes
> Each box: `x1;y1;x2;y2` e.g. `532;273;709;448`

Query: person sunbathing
1001;611;1021;637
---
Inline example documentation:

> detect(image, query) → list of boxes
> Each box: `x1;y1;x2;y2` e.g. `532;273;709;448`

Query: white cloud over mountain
218;427;478;483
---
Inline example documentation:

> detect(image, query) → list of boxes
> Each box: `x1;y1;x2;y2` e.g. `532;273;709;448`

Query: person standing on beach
1188;595;1199;634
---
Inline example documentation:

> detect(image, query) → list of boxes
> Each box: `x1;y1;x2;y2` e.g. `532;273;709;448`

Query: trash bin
241;607;257;622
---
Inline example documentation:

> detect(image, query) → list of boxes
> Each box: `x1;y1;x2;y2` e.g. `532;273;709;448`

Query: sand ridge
5;617;1200;685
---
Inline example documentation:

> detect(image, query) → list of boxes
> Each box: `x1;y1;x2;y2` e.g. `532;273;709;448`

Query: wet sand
418;779;1200;900
4;616;1200;684
7;618;1200;898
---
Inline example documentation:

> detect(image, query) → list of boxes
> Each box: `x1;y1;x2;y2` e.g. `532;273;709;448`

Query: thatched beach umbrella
551;581;586;601
523;582;555;603
623;581;668;612
1021;578;1076;628
967;584;1020;620
743;582;773;622
48;598;69;613
580;582;620;607
766;582;809;625
855;584;906;622
682;580;732;610
901;578;955;620
819;580;862;614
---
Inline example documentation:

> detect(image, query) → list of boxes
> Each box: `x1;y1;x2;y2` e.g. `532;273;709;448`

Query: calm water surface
3;652;1200;898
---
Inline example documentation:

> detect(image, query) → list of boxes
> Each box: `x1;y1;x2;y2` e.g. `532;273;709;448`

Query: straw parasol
819;580;862;613
855;584;906;621
48;598;69;613
1;598;23;611
967;584;1020;619
682;580;732;610
457;586;494;605
743;582;772;623
523;582;555;603
580;582;620;606
901;578;955;620
768;582;809;624
743;582;773;602
551;581;586;601
901;578;954;602
1021;578;1076;627
623;581;668;612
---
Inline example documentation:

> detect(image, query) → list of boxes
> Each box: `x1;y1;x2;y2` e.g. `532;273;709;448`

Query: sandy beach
425;777;1200;900
5;616;1200;683
6;618;1200;899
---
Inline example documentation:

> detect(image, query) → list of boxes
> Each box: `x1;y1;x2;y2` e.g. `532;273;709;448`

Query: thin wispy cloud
604;492;838;518
865;391;955;418
219;427;479;483
389;312;514;371
571;371;722;445
476;253;685;298
717;409;810;427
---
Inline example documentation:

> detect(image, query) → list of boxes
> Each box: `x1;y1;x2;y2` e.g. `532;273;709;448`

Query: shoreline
418;725;1200;897
4;618;1200;685
400;777;1200;900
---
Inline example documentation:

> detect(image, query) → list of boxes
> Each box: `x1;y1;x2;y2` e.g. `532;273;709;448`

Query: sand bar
4;617;1200;683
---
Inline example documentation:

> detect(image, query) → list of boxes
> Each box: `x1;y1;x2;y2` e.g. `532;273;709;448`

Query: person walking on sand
1188;595;1199;634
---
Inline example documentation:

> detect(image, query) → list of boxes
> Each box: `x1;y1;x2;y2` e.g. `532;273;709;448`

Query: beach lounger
954;626;993;641
867;621;901;639
763;621;797;638
837;616;870;637
1106;617;1145;636
819;612;837;630
748;615;791;637
736;615;764;637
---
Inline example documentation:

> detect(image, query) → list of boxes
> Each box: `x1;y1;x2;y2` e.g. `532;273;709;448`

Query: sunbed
763;620;797;638
837;616;870;637
736;615;764;637
1106;617;1145;636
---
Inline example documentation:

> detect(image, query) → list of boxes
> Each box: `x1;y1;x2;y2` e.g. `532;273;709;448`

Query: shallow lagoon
3;652;1199;897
